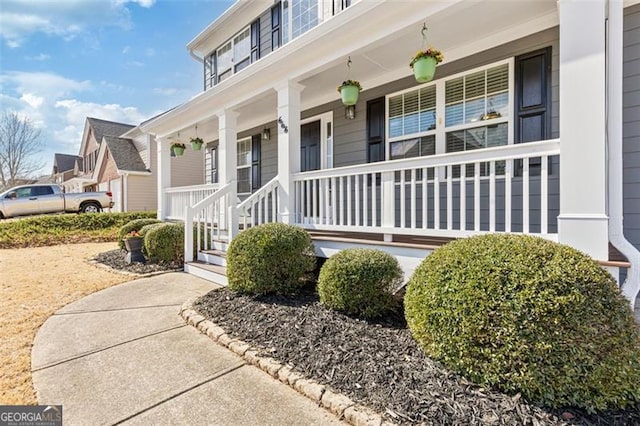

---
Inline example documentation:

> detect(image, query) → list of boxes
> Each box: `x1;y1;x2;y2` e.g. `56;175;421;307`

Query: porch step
184;261;227;286
199;249;227;267
210;239;230;251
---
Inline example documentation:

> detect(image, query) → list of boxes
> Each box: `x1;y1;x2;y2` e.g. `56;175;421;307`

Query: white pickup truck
0;184;114;219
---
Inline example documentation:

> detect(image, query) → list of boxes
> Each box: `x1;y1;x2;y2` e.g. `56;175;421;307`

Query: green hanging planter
171;144;185;156
190;137;204;151
337;79;362;106
340;84;360;106
412;56;437;83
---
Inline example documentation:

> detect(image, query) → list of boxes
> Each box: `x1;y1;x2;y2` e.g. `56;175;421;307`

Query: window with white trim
237;137;252;195
386;60;512;177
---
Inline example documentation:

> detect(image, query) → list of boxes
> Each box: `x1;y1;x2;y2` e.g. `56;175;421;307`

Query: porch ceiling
145;0;557;142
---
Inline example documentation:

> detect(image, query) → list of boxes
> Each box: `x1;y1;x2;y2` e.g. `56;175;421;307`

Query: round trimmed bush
117;218;161;249
405;234;640;411
318;248;402;318
144;222;184;264
227;223;315;295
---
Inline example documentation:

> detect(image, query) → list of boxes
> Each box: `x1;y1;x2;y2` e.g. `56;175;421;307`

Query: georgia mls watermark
0;406;62;426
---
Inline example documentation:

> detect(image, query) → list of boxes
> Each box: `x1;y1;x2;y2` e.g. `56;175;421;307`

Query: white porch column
557;0;608;260
276;81;304;224
156;136;171;220
216;109;238;237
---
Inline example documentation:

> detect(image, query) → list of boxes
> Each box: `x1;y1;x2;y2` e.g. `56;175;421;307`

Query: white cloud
145;48;156;57
0;71;91;99
25;53;51;61
53;99;147;148
1;71;150;154
20;93;44;109
0;0;155;48
114;0;156;8
122;45;131;54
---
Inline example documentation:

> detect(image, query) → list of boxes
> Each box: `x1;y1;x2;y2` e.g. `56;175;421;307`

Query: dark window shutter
367;97;385;163
251;134;261;190
514;47;552;175
271;3;281;51
251;19;260;62
204;53;217;90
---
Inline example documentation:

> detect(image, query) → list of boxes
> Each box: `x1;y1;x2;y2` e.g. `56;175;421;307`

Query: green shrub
117;218;162;249
227;223;315;295
318;248;402;318
0;211;157;248
144;222;184;264
404;234;640;411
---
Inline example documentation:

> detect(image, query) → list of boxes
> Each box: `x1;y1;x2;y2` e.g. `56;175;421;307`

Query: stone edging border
179;298;393;426
88;259;183;278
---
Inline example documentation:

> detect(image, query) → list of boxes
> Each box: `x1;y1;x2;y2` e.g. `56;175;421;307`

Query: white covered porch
141;0;639;307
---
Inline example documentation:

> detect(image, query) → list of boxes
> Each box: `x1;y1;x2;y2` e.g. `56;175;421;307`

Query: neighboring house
52;153;81;187
140;0;640;309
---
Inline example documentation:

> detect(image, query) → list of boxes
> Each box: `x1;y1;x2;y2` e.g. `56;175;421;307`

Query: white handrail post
228;194;238;239
156;136;171;220
184;205;194;263
381;171;395;241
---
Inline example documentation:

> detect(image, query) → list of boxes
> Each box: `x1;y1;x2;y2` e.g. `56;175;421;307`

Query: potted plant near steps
190;137;204;151
123;231;145;264
337;80;362;106
171;143;186;156
410;48;444;83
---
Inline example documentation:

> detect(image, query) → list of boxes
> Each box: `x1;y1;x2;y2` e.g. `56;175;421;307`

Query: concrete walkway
32;273;343;426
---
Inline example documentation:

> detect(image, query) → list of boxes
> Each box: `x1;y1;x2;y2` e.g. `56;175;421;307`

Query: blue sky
0;0;233;175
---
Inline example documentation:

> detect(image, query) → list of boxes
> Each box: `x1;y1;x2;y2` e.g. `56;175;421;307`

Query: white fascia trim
92;140;108;182
119;170;152;176
186;0;264;56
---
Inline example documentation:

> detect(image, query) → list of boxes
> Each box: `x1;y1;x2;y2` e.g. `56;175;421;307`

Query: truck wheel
81;202;102;213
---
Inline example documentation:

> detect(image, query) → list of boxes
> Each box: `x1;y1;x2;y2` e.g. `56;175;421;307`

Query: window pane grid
445;64;509;126
388;85;436;139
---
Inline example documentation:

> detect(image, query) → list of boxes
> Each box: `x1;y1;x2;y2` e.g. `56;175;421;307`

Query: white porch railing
291;139;561;239
165;183;219;220
184;183;233;262
237;177;281;229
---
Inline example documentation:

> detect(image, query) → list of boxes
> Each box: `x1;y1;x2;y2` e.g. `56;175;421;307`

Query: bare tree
0;111;44;188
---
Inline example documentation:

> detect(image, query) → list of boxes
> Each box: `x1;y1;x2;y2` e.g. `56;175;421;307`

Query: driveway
31;272;343;425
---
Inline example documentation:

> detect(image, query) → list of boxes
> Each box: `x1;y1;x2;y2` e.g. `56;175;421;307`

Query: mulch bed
194;287;640;426
92;249;181;275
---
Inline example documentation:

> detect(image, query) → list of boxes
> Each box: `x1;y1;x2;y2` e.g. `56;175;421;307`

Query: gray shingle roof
53;153;81;173
102;136;148;172
87;117;135;144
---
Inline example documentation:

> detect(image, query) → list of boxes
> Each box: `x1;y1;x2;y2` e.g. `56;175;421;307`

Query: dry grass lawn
0;242;131;404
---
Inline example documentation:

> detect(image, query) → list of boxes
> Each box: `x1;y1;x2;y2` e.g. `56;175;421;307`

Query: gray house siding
302;27;560;234
304;27;560;169
624;4;640;251
204;121;278;189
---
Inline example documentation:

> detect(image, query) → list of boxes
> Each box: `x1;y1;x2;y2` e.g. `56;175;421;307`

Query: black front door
301;121;321;172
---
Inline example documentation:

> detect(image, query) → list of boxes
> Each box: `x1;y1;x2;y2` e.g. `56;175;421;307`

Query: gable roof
102;136;148;173
78;117;135;158
53;153;81;173
87;117;135;143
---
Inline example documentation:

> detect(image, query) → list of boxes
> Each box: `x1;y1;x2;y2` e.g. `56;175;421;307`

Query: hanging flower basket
190;137;204;151
410;48;443;83
171;143;186;156
337;80;362;106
